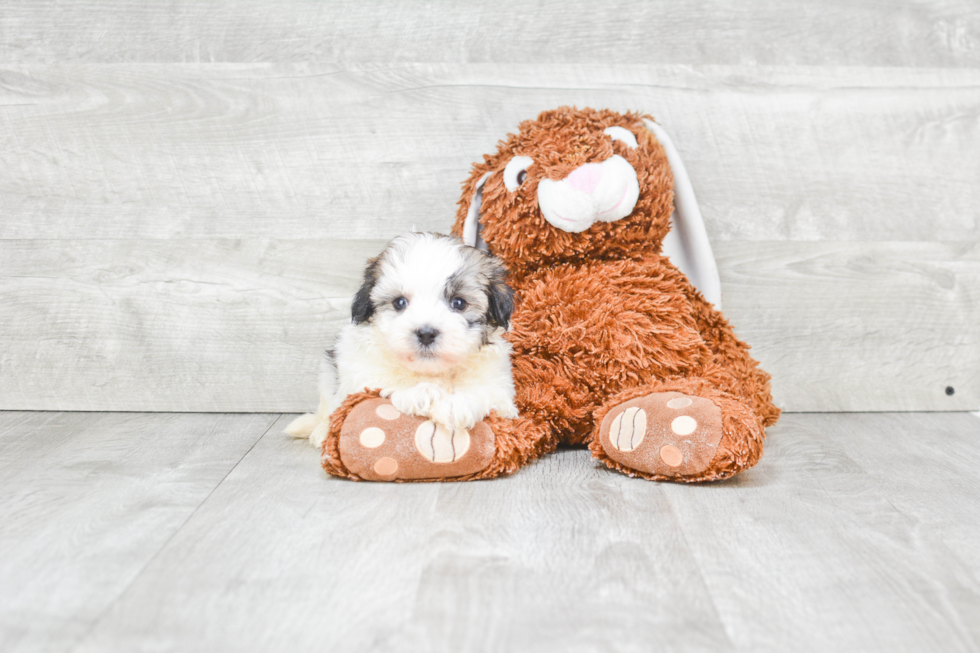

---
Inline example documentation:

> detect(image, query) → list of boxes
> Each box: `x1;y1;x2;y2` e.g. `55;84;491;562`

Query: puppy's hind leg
283;409;324;440
285;393;340;447
284;349;339;446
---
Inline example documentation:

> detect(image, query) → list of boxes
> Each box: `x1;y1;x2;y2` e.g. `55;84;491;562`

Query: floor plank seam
658;486;737;651
64;413;285;653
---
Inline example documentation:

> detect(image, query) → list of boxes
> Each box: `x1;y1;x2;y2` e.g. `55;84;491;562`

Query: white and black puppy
285;232;519;447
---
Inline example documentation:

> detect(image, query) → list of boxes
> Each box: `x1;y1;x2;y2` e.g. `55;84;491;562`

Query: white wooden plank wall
1;2;978;412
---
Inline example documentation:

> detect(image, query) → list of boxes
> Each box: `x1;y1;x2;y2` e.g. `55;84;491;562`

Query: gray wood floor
2;411;979;652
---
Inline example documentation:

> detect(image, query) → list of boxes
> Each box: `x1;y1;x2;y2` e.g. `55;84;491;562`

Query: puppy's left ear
351;257;380;324
485;260;514;330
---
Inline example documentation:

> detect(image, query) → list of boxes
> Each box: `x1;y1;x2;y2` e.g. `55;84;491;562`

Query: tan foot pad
598;392;723;478
338;398;495;481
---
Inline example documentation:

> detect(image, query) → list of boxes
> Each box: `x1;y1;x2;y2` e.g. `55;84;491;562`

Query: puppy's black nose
415;326;439;346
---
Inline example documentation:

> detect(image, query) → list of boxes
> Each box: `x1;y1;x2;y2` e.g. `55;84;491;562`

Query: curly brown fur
457;108;674;284
448;106;779;482
510;256;722;441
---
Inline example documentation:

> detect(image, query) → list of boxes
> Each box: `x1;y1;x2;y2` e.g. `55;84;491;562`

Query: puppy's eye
393;297;408;311
503;155;534;192
450;298;467;311
603;126;638;149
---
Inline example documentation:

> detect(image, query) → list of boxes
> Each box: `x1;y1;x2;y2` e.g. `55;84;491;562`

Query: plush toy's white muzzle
537;154;640;233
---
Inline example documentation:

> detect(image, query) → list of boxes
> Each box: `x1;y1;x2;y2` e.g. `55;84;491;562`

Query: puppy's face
351;233;513;375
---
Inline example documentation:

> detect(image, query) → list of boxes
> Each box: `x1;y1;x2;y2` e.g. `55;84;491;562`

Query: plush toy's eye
503;155;534;192
603;126;638;149
450;297;467;311
393;297;408;311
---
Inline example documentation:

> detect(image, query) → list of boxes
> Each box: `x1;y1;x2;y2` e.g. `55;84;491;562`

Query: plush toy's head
452;107;675;281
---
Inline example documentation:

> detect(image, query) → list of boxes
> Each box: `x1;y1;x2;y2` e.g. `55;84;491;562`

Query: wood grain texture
816;412;980;569
0;410;278;653
1;238;976;413
717;240;980;412
35;411;973;652
1;1;979;67
0;238;386;412
1;64;978;242
3;6;978;414
75;414;453;653
659;413;980;652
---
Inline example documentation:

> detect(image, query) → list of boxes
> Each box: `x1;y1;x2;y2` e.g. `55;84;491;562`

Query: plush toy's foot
331;397;495;482
322;391;557;482
592;389;764;483
597;391;723;478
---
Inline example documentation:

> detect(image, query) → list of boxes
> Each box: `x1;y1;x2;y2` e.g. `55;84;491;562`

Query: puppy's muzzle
415;326;440;347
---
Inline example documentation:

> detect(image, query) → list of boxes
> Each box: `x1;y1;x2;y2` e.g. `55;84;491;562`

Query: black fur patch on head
351;257;380;324
484;254;514;330
443;269;466;304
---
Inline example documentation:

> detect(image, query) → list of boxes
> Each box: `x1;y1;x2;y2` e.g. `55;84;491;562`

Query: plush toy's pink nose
565;163;602;195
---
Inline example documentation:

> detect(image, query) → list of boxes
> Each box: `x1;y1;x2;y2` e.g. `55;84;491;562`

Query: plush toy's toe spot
660;445;684;467
373;457;398;476
376;404;401;420
359;427;386;448
414;421;471;463
608;406;647;452
671;415;698;435
667;397;692;409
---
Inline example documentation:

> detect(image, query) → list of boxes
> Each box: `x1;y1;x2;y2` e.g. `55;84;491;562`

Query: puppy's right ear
485;257;514;330
351;257;380;324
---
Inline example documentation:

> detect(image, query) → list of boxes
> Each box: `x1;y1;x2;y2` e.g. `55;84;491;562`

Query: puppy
285;232;519;448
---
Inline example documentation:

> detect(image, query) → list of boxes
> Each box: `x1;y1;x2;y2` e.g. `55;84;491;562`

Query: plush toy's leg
589;379;766;483
321;390;555;482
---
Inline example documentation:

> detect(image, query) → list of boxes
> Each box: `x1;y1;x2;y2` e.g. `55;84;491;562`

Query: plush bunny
320;107;779;483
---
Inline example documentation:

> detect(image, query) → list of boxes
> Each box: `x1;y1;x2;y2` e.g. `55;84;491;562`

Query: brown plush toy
322;107;779;483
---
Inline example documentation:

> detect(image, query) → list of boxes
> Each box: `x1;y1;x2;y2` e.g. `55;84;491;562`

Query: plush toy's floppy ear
643;120;722;309
461;171;493;251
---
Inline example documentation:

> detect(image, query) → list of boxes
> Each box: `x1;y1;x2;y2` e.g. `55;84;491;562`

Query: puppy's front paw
495;400;519;420
389;383;446;419
430;393;480;432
